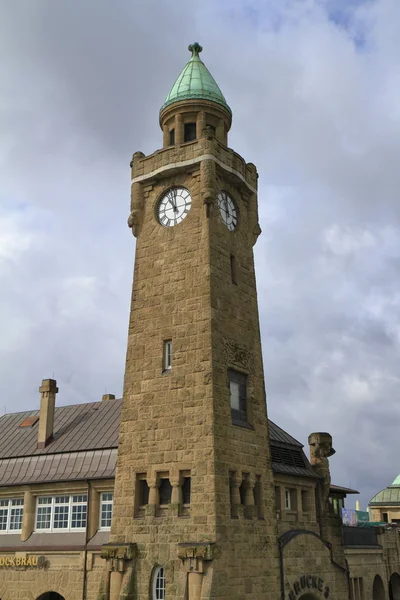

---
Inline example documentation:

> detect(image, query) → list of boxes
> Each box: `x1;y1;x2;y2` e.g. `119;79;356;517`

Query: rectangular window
383;512;388;523
163;340;172;372
230;254;238;285
0;498;24;533
100;492;113;529
285;489;291;510
169;129;175;146
228;369;247;423
35;494;87;531
184;122;196;142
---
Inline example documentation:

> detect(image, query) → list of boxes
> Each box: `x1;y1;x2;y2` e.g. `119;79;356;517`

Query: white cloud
1;0;400;508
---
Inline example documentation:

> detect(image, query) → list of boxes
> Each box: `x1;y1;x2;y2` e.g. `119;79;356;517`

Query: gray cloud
1;0;400;510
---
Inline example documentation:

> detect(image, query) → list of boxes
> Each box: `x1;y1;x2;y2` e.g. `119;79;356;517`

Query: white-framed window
163;340;172;371
0;498;24;533
285;489;291;510
100;492;113;529
152;565;166;600
35;494;87;531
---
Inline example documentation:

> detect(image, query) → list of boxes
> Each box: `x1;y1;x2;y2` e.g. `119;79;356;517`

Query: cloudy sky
1;0;400;509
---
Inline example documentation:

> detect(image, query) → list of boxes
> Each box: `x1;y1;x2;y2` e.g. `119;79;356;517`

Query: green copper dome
370;476;400;505
161;43;231;114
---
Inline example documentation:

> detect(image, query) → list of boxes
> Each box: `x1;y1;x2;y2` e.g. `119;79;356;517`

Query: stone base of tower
98;539;283;600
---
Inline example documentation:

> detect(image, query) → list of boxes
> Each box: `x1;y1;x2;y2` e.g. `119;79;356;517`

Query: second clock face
157;187;192;227
218;191;238;231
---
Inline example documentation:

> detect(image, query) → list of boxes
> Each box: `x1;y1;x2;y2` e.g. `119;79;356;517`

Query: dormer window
184;123;196;142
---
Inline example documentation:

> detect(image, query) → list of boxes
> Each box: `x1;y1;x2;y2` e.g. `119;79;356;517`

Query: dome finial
188;42;203;58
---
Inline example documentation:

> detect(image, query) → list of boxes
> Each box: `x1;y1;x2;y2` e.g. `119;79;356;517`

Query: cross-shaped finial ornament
189;42;203;57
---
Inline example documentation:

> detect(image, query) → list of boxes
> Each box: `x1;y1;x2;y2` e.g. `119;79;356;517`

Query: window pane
38;497;52;505
184;123;196;142
10;507;23;530
0;500;9;507
154;566;165;600
72;504;87;528
101;502;113;528
54;505;69;528
0;508;8;530
36;506;51;529
229;381;240;410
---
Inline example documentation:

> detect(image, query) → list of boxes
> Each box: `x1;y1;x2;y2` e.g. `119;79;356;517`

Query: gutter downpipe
82;480;91;600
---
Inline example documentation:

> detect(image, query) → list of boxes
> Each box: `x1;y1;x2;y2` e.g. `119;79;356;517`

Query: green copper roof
370;477;400;505
161;43;231;114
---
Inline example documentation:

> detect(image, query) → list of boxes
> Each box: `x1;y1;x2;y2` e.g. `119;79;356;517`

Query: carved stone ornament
177;542;215;562
100;543;137;561
223;339;252;371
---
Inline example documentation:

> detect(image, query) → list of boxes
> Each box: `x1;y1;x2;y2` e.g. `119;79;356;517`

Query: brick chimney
37;379;58;449
102;393;115;401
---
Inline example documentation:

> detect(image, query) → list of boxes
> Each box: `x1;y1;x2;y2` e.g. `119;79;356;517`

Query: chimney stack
102;393;115;401
37;379;58;449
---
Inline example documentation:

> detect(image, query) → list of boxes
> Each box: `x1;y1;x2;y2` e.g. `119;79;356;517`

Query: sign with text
0;555;45;568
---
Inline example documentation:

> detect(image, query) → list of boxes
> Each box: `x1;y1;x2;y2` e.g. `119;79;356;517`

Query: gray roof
0;397;318;485
0;398;121;458
268;420;303;447
0;449;117;487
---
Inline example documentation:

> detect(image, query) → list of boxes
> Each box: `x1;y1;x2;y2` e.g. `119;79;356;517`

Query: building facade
0;43;399;600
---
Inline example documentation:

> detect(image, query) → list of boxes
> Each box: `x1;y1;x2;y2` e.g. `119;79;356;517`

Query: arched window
152;566;166;600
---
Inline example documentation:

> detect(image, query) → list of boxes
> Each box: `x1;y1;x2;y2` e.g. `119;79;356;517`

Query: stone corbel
177;543;214;600
178;542;213;572
100;544;137;600
128;182;144;238
200;159;216;218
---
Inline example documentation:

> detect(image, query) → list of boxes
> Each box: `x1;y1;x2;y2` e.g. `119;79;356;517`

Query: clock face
157;187;192;227
218;191;238;231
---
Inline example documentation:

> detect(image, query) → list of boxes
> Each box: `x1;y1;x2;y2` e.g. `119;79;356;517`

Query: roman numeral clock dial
157;187;192;227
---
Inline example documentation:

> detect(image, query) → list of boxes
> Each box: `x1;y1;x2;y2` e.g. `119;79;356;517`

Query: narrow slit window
163;340;172;372
285;489;291;510
228;369;248;424
182;477;191;505
230;254;238;285
184;122;196;142
139;479;150;506
169;129;175;146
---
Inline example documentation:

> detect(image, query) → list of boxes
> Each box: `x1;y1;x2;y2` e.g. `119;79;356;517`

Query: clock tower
107;43;281;600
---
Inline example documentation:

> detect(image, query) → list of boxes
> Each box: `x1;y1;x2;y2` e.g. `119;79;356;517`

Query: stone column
297;488;303;520
188;572;203;600
163;124;170;148
175;113;183;145
21;490;35;542
196;111;206;139
100;543;137;600
200;158;216;218
230;472;242;518
177;543;214;600
216;118;226;145
147;477;159;517
170;473;181;517
243;475;255;519
87;487;99;540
